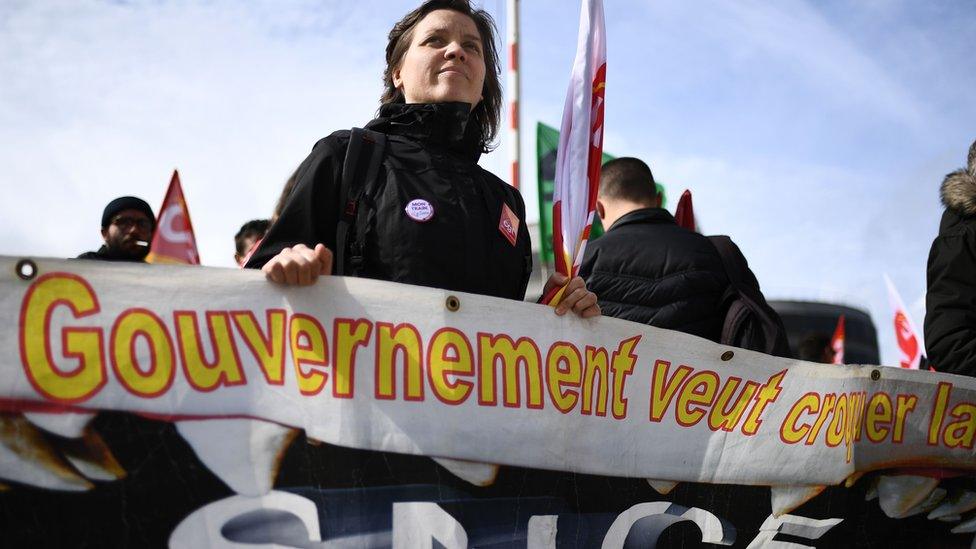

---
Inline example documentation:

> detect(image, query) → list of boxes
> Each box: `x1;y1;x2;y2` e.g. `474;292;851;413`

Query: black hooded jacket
247;102;532;300
579;208;730;341
925;141;976;376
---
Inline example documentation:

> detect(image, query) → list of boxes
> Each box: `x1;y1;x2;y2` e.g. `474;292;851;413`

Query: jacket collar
366;102;482;163
93;245;147;262
941;168;976;217
940;140;976;217
607;207;676;232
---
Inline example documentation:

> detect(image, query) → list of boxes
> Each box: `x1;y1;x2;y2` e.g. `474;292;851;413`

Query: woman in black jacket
925;138;976;376
248;0;598;318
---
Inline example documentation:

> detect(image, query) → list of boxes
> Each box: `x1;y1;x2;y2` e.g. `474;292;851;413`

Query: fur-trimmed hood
940;139;976;216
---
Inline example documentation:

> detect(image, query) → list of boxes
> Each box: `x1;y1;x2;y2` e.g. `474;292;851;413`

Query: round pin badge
405;199;434;222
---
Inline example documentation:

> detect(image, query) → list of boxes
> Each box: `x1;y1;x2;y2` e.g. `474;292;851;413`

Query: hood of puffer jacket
940;139;976;216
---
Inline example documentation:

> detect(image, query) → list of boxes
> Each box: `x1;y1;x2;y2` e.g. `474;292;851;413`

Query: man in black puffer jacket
580;157;730;342
925;138;976;376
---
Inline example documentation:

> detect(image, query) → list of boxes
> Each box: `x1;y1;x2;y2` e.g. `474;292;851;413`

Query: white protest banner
4;256;975;487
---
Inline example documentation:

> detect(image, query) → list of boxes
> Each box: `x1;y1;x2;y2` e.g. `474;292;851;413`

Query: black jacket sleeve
578;241;598;280
245;132;349;270
925;224;976;376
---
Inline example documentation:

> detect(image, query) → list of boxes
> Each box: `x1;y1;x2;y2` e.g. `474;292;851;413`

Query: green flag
536;122;665;265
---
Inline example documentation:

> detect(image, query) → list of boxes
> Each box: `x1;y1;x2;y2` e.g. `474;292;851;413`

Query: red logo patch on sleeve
498;203;520;246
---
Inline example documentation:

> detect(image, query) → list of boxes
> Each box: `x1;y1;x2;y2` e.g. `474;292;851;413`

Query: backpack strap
336;128;386;276
709;235;760;294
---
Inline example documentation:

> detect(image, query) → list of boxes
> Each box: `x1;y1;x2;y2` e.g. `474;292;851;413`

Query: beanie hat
102;196;155;229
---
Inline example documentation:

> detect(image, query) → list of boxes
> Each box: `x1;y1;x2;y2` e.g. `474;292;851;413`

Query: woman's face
392;9;486;108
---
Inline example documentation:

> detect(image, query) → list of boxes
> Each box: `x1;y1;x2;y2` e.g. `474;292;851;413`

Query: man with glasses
78;196;156;262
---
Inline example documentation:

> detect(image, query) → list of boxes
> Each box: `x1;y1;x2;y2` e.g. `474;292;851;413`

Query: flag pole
507;0;520;190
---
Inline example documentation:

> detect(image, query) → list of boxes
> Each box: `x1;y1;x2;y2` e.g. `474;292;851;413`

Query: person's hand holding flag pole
540;0;606;318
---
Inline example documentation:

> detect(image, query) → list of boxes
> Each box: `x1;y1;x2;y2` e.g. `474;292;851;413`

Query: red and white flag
146;170;200;265
830;315;845;365
883;274;923;369
545;0;606;305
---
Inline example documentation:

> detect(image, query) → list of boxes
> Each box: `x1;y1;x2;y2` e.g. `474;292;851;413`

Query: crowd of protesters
34;0;975;545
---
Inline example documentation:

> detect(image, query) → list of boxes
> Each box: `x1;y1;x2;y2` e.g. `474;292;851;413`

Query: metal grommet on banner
721;351;734;361
870;369;881;381
15;259;37;281
446;295;460;312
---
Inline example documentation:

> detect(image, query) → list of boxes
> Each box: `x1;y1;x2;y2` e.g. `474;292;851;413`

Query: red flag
544;0;606;306
883;274;923;369
830;315;845;365
894;311;921;369
146;170;200;265
674;189;695;231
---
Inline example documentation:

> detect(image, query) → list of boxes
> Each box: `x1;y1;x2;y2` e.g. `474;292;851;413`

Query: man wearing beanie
78;196;156;262
925;139;976;376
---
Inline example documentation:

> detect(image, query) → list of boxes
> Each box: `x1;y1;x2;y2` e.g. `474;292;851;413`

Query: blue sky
1;0;973;366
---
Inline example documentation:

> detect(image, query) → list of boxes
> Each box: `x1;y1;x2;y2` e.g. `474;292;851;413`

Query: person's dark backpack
709;235;792;358
335;127;387;276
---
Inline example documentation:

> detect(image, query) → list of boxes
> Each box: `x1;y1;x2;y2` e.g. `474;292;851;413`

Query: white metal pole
506;0;520;189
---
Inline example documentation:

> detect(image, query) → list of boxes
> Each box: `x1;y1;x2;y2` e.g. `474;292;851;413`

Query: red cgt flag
146;170;200;265
674;189;696;232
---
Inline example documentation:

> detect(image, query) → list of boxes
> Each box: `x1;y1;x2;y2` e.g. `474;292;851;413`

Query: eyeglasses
111;216;153;231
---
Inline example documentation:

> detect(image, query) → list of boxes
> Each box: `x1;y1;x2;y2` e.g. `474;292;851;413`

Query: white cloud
707;0;925;128
0;0;409;266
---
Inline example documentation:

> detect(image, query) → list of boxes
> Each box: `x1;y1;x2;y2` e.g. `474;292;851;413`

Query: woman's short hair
381;0;501;153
